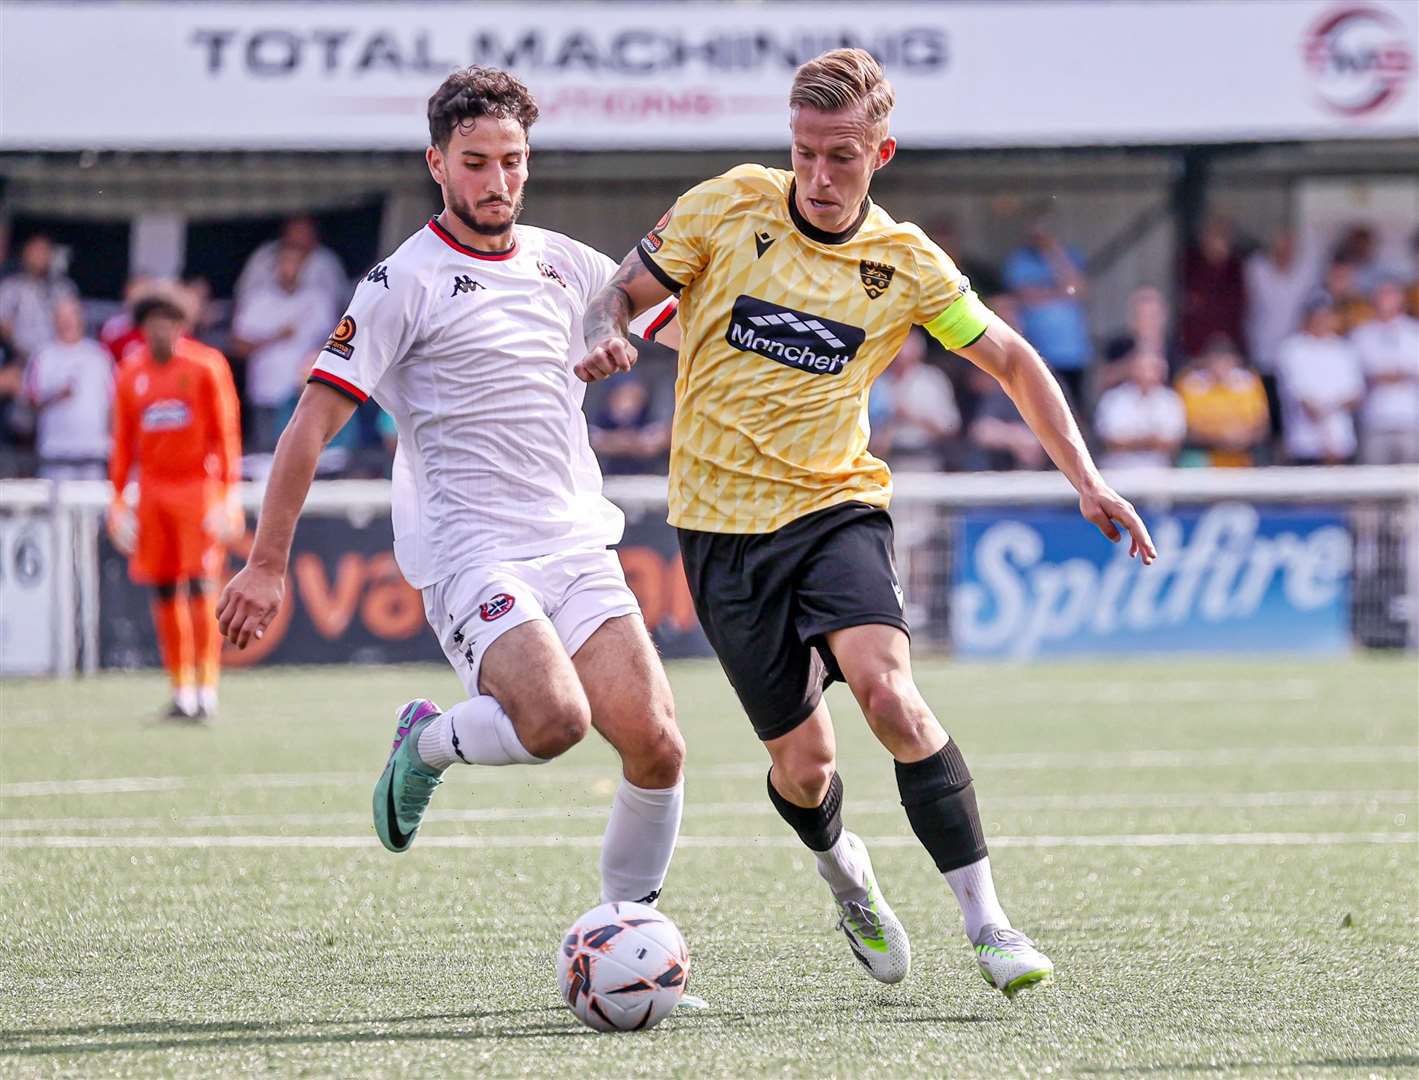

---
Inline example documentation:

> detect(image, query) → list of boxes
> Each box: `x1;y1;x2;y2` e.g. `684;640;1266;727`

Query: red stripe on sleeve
307;370;368;404
644;301;677;343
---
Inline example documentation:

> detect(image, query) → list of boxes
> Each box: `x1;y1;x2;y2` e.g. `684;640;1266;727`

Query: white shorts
422;547;642;697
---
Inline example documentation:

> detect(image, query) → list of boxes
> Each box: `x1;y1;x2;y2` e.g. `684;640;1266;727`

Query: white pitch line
4;746;1416;799
2;789;1413;835
953;679;1321;706
1;832;1414;851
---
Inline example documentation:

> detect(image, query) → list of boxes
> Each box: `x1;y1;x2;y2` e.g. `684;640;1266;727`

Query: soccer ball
556;900;689;1033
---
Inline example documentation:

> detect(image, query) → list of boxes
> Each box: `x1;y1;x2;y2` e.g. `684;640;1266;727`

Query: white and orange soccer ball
556;900;689;1033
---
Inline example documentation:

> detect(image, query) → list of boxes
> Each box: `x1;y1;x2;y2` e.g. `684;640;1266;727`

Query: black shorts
677;501;909;742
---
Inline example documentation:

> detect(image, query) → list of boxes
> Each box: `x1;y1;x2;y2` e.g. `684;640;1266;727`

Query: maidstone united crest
859;260;895;299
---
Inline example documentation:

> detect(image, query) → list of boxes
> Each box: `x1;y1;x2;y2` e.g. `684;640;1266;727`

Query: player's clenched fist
217;565;284;649
575;336;637;383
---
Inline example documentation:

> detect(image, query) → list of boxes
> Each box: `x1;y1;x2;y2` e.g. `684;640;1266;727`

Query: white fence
1;466;1415;675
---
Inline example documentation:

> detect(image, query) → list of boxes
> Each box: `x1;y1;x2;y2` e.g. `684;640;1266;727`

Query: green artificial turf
2;656;1416;1078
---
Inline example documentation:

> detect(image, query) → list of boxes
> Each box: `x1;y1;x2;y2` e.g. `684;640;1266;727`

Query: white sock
815;831;871;902
599;777;684;904
198;686;218;713
416;696;544;770
175;686;198;715
944;855;1011;941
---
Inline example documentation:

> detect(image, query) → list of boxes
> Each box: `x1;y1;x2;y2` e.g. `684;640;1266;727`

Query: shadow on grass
0;1007;589;1057
1079;1056;1419;1074
0;1000;997;1058
0;1008;561;1042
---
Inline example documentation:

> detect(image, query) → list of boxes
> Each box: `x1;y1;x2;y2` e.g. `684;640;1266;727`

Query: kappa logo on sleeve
323;316;357;360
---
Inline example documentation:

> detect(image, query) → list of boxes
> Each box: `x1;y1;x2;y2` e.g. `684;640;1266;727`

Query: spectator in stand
1094;351;1186;470
1245;228;1316;379
1333;224;1388;295
1407;226;1419;317
867;327;960;472
0;235;79;363
1175;335;1270;468
1275;295;1365;466
0;331;25;470
181;276;226;351
100;275;157;365
963;367;1045;472
1179;216;1246;358
1351;278;1419;464
588;371;671;475
926;216;1002;298
21;297;115;480
1002;212;1091;402
1324;256;1375;333
1099;285;1185;393
235;215;349;313
231;244;337;452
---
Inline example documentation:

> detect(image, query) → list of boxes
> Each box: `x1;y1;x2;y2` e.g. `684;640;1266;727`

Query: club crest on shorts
479;593;516;622
859;260;895;300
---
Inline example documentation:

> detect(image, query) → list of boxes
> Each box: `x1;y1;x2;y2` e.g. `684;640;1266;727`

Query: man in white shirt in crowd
868;327;960;471
0;235;79;363
1093;351;1185;470
235;216;349;315
231;245;338;451
1244;229;1321;377
1351;278;1419;465
22;297;114;479
217;67;686;912
1276;295;1365;466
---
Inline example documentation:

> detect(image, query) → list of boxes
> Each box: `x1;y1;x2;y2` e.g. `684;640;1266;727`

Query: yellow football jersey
639;164;992;533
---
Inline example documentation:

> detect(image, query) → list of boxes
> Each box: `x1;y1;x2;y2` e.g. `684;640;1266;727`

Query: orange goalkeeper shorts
130;481;225;586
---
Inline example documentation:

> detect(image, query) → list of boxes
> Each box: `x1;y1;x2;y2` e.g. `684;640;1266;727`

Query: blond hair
789;48;895;129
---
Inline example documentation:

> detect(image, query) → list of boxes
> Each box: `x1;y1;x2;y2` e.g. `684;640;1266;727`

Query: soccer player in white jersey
218;68;685;908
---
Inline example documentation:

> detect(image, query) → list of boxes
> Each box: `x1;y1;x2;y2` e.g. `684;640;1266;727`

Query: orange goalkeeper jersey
110;340;242;490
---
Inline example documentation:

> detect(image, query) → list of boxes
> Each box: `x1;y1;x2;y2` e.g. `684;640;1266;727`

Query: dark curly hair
428;67;540;149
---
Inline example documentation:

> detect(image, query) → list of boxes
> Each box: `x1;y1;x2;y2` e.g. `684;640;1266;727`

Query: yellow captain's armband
923;291;993;351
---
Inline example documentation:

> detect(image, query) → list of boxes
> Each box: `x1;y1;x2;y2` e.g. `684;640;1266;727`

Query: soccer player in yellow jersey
581;48;1156;998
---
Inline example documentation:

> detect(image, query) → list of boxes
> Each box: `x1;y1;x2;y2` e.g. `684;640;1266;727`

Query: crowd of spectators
0;212;1415;482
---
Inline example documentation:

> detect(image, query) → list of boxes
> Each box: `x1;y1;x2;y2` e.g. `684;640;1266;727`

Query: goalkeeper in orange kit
108;292;243;719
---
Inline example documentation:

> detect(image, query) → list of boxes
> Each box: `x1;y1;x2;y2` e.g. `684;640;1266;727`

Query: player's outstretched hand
575;336;638;383
1079;483;1158;565
217;564;284;649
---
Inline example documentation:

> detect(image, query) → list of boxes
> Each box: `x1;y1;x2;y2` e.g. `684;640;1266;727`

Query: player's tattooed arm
577;251;674;383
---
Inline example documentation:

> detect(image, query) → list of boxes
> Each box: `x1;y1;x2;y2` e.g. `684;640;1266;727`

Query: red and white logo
1304;5;1414;116
479;593;516;622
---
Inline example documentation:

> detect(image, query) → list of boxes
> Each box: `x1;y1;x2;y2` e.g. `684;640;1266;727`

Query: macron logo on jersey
725;295;866;376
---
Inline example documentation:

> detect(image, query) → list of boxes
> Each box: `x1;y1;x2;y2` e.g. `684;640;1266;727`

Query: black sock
767;769;843;853
895;739;988;873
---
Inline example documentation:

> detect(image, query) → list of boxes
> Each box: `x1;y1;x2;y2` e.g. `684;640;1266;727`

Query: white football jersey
308;217;675;589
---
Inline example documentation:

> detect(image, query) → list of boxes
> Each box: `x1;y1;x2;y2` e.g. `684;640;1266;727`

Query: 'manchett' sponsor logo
725;295;865;376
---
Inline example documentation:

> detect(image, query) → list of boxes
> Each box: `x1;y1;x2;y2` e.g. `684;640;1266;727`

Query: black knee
895;738;988;873
152;582;181;601
767;769;844;853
